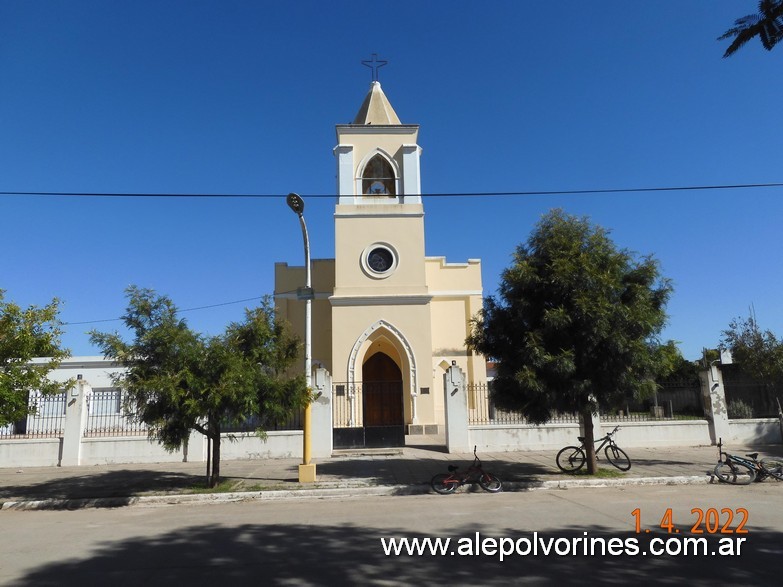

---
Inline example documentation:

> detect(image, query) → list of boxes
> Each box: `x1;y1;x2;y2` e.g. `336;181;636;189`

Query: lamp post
286;192;316;483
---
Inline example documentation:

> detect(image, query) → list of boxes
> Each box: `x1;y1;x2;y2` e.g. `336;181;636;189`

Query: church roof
352;81;401;125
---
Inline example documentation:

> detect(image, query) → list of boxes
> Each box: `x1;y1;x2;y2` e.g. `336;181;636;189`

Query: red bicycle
431;446;502;494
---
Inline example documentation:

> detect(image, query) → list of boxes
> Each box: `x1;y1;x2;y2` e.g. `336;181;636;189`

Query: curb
537;475;712;490
1;475;713;511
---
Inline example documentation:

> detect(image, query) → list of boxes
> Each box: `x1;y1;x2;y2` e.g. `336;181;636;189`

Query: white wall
1;431;306;468
219;431;304;460
468;421;724;452
598;420;711;447
0;438;61;467
79;436;188;465
469;423;579;452
728;419;782;445
468;419;781;453
79;431;304;465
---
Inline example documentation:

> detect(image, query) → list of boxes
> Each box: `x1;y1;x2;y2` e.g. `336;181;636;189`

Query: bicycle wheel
556;446;586;473
713;461;756;485
431;473;458;494
760;458;783;481
605;445;631;471
478;472;502;493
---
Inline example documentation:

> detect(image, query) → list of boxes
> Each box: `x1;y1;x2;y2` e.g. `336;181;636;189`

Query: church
274;79;487;449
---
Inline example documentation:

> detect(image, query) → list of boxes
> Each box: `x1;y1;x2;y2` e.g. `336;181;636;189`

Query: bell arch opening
361;153;397;196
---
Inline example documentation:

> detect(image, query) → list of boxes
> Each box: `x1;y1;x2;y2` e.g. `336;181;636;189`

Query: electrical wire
19;181;783;326
2;182;783;199
62;292;299;326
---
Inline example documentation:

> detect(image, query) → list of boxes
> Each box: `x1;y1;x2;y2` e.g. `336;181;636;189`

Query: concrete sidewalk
2;438;781;510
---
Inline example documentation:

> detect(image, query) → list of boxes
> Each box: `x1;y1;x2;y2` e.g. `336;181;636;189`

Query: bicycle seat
746;453;759;460
577;437;585;443
448;465;459;472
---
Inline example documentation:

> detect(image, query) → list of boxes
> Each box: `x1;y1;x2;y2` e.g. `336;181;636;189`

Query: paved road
2;483;779;585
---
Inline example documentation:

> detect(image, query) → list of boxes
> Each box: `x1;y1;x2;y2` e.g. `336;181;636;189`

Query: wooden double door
332;352;405;449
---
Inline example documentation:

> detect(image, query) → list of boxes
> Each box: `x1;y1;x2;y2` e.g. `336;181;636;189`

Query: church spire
352;81;401;125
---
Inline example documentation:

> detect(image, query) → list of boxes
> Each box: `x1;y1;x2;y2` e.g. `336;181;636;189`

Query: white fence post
311;367;333;458
700;365;730;444
61;378;90;466
443;364;470;453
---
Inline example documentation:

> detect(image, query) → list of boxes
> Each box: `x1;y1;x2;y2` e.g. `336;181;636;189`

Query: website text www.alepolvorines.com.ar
380;531;746;561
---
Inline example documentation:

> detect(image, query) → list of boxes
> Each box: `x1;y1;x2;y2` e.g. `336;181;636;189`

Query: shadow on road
0;469;205;503
13;520;778;585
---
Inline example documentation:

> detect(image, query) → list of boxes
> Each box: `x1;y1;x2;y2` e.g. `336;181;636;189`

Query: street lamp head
287;192;305;216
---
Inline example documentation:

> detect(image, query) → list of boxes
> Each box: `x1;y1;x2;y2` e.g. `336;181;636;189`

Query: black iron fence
2;387;305;440
722;368;782;418
84;388;149;437
602;381;705;422
0;391;67;438
468;381;704;425
468;383;580;425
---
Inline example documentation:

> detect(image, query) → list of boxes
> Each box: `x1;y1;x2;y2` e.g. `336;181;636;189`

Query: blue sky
1;1;781;361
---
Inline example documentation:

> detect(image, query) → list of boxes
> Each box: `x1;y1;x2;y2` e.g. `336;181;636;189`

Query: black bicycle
431;446;502;494
556;425;631;473
713;438;783;485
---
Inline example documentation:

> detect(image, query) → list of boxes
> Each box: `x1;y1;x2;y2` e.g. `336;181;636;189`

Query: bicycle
713;438;783;485
431;446;502;494
556;425;631;473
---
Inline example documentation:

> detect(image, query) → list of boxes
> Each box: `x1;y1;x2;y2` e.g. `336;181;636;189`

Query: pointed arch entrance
332;320;413;448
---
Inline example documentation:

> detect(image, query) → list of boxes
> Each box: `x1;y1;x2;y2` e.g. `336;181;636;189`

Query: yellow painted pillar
298;402;316;482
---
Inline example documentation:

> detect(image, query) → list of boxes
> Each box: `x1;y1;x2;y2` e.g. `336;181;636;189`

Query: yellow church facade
275;81;486;448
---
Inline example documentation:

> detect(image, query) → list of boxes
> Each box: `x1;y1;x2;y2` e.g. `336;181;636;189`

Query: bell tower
332;80;427;298
330;79;433;429
334;81;422;206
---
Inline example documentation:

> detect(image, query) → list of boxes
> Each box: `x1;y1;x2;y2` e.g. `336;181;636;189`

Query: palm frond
719;1;783;57
720;18;763;57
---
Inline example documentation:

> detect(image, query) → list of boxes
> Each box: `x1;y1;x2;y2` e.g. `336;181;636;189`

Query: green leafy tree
721;314;783;383
0;290;69;427
91;287;309;487
467;210;673;473
653;341;700;384
719;1;783;57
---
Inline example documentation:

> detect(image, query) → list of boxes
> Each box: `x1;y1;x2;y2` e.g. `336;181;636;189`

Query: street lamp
286;192;316;483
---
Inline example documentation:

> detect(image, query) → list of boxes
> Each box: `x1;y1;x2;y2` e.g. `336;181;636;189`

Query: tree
721;314;783;383
719;1;783;58
90;287;309;487
653;341;700;385
467;210;673;474
0;290;69;427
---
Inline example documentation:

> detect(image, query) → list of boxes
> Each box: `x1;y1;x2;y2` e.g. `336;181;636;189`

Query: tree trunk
581;408;598;474
205;435;211;483
209;433;221;488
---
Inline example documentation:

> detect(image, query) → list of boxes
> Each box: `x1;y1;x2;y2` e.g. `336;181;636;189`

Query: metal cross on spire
361;53;388;82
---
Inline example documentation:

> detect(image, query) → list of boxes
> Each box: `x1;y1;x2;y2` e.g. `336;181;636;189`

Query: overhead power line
2;182;783;199
21;181;783;327
63;290;309;327
63;294;278;326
